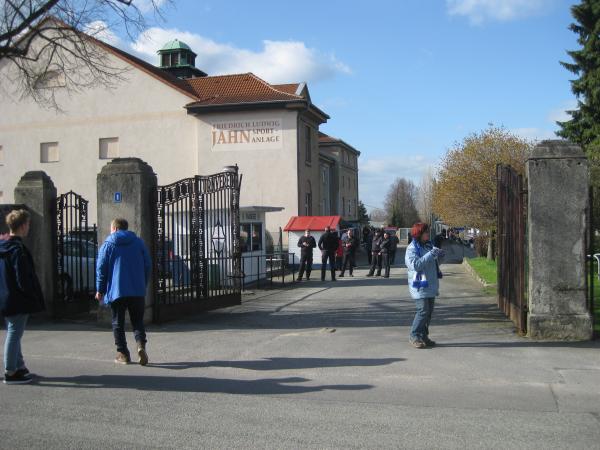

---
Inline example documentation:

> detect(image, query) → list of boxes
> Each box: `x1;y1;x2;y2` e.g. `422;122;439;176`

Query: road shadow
147;357;405;371
35;374;373;395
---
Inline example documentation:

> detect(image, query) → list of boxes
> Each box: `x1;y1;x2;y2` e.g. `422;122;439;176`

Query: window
40;142;59;163
240;223;263;253
99;137;119;159
34;70;66;89
161;53;170;67
172;52;180;66
0;145;3;165
342;196;346;216
305;180;312;215
305;125;312;164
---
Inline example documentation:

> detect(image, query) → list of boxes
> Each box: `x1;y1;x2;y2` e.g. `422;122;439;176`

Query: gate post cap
529;140;586;160
99;158;156;176
16;171;55;187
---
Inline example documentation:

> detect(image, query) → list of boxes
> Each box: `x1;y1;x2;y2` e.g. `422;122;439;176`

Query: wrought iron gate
588;185;599;337
497;165;527;335
55;191;97;318
154;167;242;322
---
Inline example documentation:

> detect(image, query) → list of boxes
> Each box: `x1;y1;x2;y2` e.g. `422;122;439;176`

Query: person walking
366;229;383;277
380;231;392;278
96;218;152;365
0;209;44;385
339;228;359;277
297;229;316;281
318;226;338;281
405;222;444;349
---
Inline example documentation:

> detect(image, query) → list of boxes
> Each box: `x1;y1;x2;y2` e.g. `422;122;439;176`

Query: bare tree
0;0;169;109
384;178;419;228
416;166;435;223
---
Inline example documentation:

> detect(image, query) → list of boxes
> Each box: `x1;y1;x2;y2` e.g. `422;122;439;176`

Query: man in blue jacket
96;218;152;365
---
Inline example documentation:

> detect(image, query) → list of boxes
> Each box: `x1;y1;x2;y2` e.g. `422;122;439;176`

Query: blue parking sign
114;192;122;203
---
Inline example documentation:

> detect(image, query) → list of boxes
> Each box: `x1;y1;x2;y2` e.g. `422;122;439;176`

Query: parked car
57;237;97;300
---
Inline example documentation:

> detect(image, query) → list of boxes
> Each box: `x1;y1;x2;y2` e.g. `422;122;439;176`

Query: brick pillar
13;171;57;317
527;140;592;340
97;158;157;324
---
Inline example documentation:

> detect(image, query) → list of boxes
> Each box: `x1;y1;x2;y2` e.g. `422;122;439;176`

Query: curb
462;259;497;289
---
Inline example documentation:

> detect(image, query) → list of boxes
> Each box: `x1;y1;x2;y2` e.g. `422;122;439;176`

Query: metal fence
154;168;242;322
497;165;527;335
240;252;297;291
54;191;97;318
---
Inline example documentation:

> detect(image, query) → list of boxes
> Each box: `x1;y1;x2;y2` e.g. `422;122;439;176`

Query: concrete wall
527;140;592;340
0;49;197;223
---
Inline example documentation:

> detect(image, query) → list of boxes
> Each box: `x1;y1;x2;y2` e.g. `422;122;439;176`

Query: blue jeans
410;298;435;341
4;314;29;373
110;297;146;356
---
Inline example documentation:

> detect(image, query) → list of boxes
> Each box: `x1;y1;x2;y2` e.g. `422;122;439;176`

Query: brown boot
137;343;148;366
115;352;131;364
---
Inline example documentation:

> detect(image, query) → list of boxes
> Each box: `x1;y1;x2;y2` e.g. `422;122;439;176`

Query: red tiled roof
183;74;302;106
272;83;300;95
318;132;339;143
284;216;342;232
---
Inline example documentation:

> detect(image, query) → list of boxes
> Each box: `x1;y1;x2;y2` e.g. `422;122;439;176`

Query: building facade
0;30;360;243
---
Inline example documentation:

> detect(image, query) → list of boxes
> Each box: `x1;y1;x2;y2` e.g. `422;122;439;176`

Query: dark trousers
366;245;372;264
381;253;390;277
321;251;336;280
110;296;146;356
298;253;313;280
389;250;396;266
368;252;382;276
340;252;355;276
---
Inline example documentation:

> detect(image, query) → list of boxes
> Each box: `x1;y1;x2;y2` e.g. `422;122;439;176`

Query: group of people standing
297;226;360;282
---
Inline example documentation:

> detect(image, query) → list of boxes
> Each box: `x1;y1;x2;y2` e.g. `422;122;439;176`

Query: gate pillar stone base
96;158;157;325
527;140;592;341
14;171;57;318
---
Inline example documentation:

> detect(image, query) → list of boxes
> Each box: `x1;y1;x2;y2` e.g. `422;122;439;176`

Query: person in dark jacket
363;227;373;265
380;232;392;278
297;229;316;281
0;209;44;385
96;218;152;365
318;226;338;281
339;229;359;277
388;232;399;267
366;230;383;277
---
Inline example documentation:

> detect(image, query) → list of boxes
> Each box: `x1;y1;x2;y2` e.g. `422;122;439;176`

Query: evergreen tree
557;0;600;155
558;0;600;236
357;201;370;225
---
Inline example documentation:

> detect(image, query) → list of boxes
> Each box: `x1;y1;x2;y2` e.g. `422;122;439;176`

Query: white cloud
84;21;123;47
359;156;432;211
446;0;550;24
510;127;557;142
130;27;351;83
547;99;578;123
134;0;168;14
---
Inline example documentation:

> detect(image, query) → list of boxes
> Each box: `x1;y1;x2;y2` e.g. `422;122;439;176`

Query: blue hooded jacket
96;230;151;304
405;240;441;300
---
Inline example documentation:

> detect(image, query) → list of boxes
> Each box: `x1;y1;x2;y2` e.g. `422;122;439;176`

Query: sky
104;0;580;212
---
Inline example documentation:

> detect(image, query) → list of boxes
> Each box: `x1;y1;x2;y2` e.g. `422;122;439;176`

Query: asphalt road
1;255;599;449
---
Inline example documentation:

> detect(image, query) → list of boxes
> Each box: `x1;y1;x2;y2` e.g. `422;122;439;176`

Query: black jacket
343;236;359;255
0;237;45;316
318;231;339;253
379;238;391;254
371;235;383;253
297;235;317;255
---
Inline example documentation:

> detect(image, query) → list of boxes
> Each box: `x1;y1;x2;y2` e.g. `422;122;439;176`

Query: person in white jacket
405;222;444;349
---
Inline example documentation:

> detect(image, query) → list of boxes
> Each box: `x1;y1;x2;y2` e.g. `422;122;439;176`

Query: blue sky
109;0;580;211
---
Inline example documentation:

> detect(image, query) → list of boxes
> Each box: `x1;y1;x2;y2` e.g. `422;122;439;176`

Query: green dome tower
157;39;207;79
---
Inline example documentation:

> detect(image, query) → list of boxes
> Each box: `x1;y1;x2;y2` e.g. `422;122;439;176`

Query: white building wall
194;110;299;238
0;53;198;223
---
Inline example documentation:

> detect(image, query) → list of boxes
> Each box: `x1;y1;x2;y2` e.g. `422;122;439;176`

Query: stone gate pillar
527;140;592;340
13;171;57;316
97;158;157;324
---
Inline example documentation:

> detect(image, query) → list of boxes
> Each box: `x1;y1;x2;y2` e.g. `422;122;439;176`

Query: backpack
0;251;16;314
